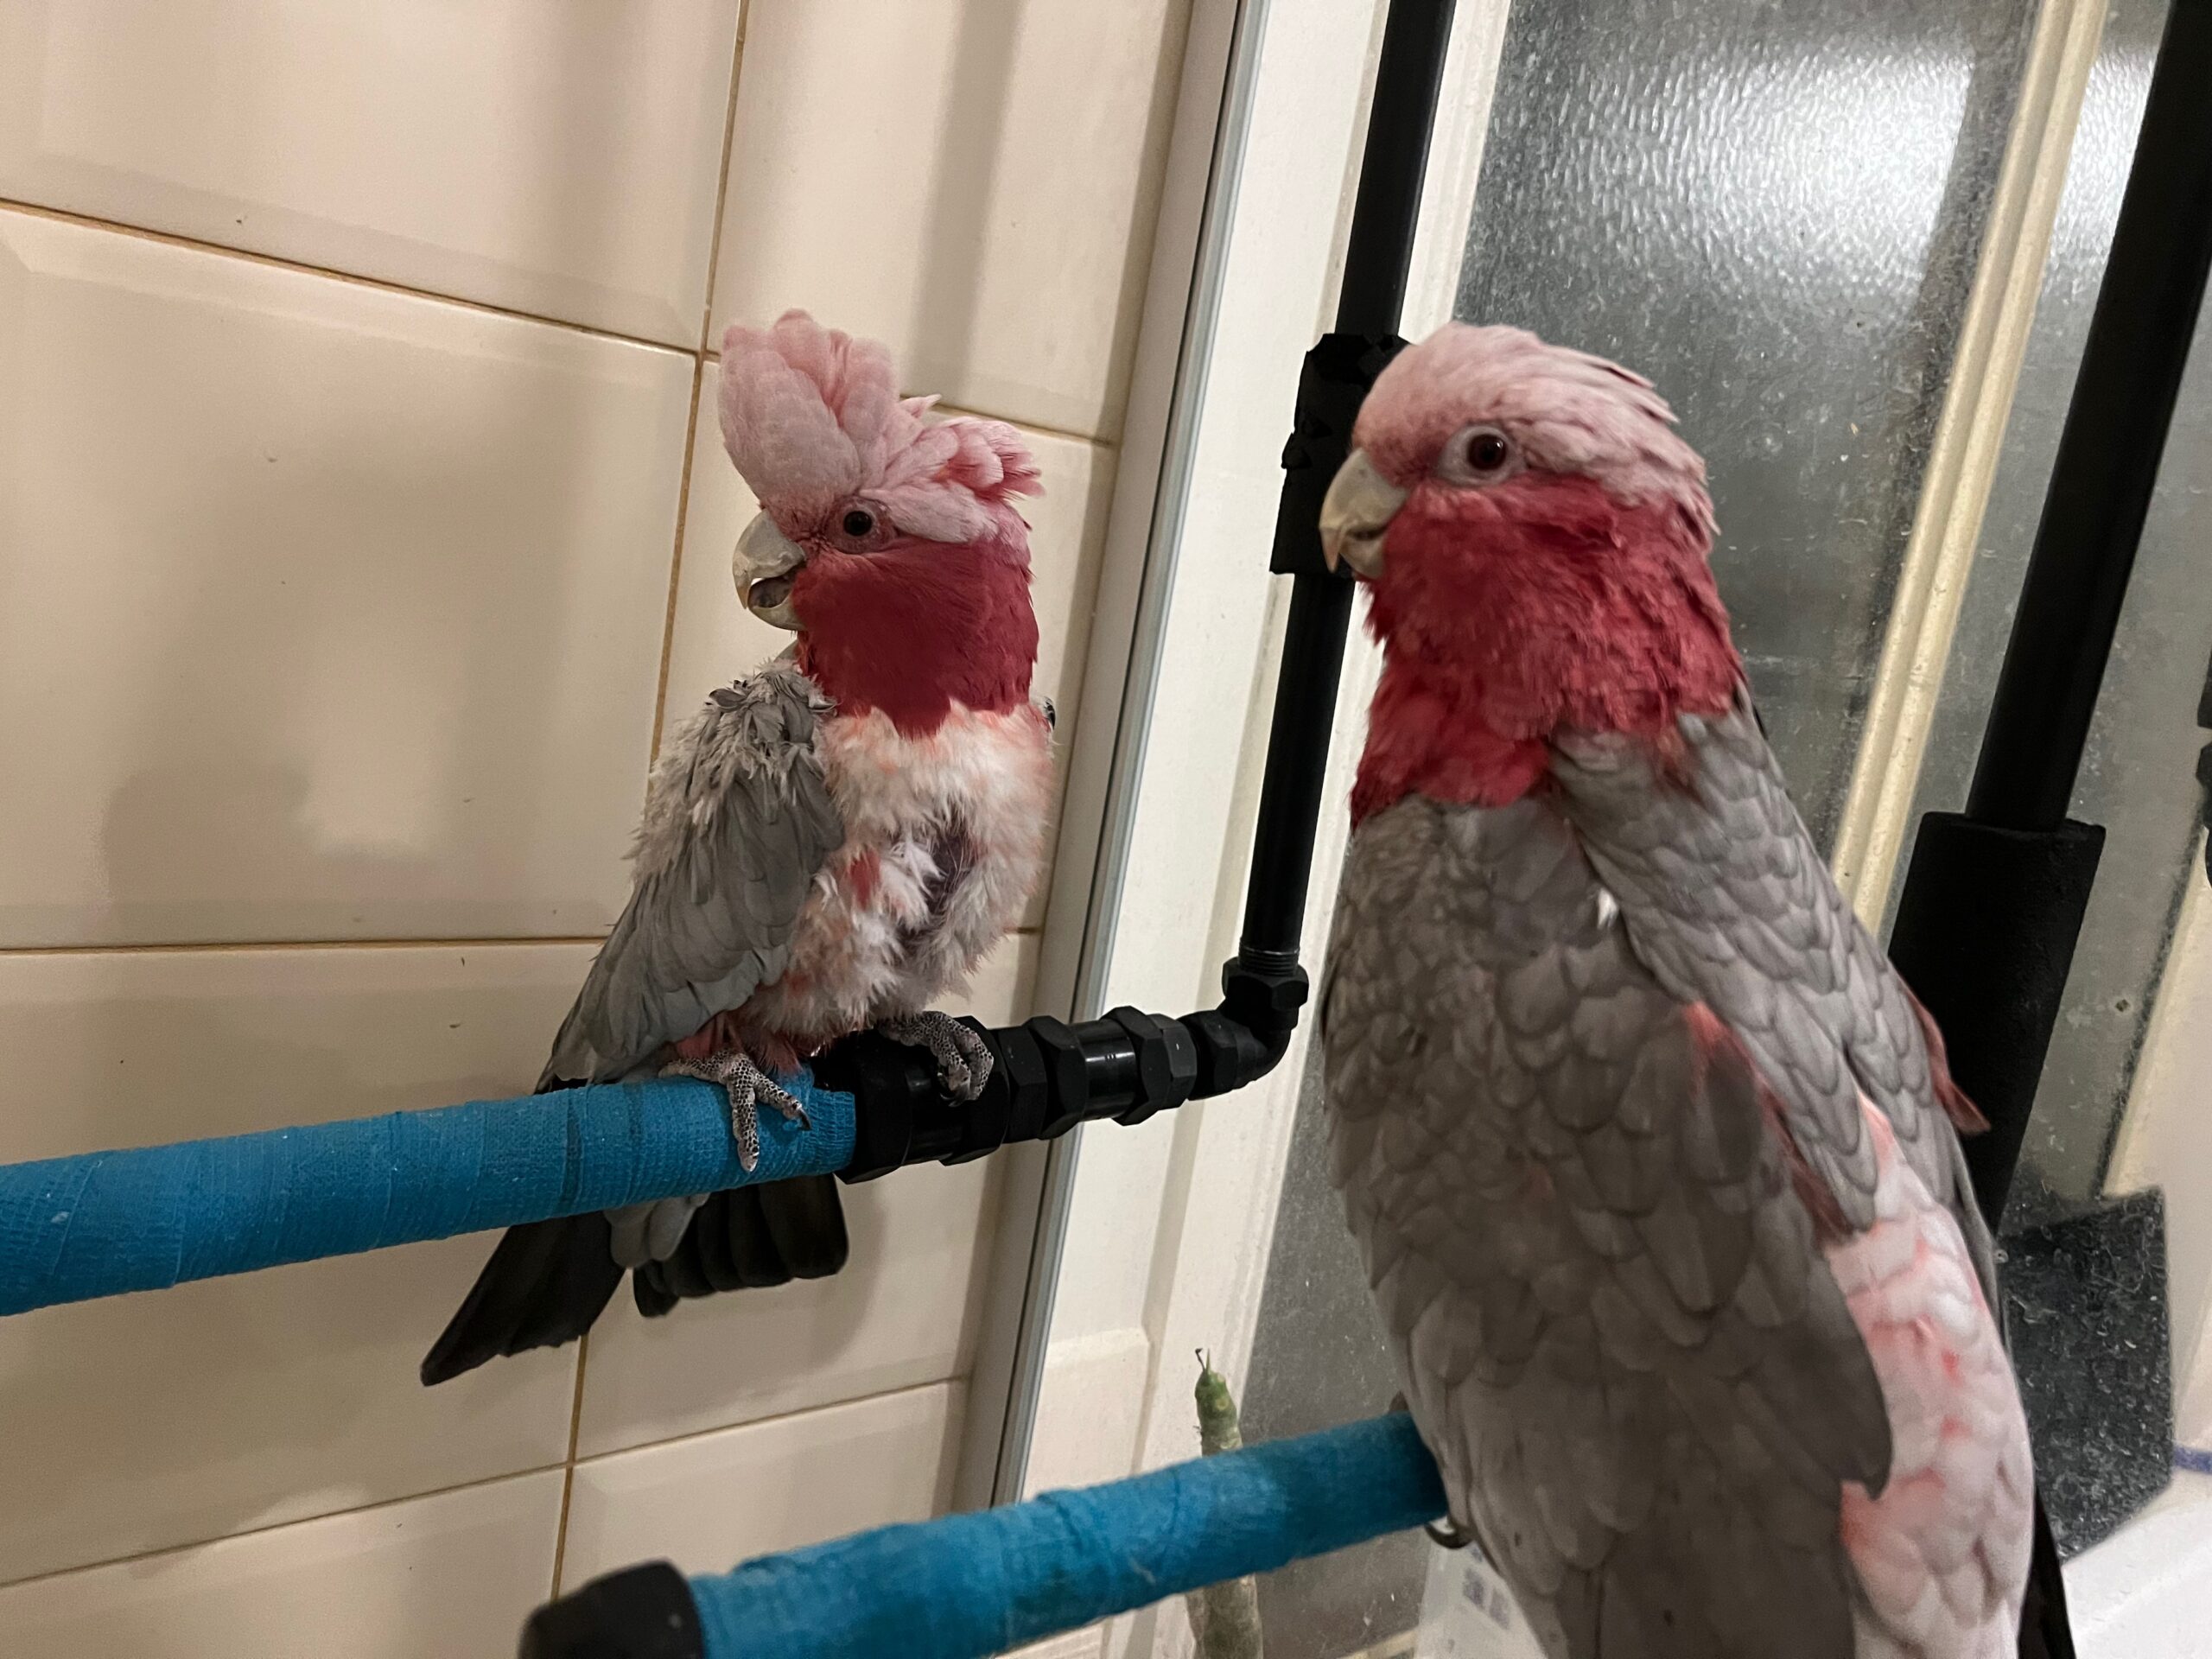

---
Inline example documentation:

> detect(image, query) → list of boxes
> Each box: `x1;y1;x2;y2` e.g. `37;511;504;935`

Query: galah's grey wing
542;664;843;1086
1548;685;1986;1270
1323;794;1889;1658
422;666;844;1386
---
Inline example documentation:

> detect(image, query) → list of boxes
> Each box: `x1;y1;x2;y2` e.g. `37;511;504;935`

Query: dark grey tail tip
519;1561;703;1659
418;1332;477;1388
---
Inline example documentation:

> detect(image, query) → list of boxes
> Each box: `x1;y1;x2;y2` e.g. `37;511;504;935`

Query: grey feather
542;662;843;1088
1550;686;1966;1241
1323;791;1889;1658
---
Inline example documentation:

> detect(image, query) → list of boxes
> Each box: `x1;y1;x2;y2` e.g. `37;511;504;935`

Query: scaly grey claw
880;1011;994;1100
1387;1394;1473;1550
661;1048;810;1172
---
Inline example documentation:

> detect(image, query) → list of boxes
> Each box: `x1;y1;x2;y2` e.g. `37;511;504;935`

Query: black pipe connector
1270;333;1406;580
798;0;1453;1188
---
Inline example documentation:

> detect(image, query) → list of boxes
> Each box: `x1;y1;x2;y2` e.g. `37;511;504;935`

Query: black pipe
747;0;1464;1196
1215;0;1456;1085
814;2;1465;1174
1885;4;2212;1650
1894;0;2212;1234
1234;576;1356;971
1335;0;1456;336
1965;0;2212;831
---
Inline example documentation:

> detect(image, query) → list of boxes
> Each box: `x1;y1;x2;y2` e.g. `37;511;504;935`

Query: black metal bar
1211;0;1456;1083
1886;5;2212;1643
1965;0;2212;831
1896;0;2212;1231
1234;576;1356;969
823;0;1462;1164
1335;0;1456;336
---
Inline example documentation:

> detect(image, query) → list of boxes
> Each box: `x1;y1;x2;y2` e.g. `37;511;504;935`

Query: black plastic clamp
1268;332;1407;578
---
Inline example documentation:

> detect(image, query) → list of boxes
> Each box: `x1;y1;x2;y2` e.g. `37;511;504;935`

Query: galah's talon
758;1076;810;1129
661;1048;808;1173
881;1012;994;1101
1387;1395;1472;1550
1426;1517;1475;1552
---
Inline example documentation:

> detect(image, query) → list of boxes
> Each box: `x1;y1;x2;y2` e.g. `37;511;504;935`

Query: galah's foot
1389;1394;1476;1552
880;1011;994;1101
660;1048;808;1172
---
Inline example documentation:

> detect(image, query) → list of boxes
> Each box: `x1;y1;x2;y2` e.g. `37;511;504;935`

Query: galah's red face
1321;324;1713;594
733;490;931;632
716;309;1044;729
1323;324;1738;751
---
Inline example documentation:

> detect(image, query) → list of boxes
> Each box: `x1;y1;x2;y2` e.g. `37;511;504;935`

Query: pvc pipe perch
521;1413;1450;1659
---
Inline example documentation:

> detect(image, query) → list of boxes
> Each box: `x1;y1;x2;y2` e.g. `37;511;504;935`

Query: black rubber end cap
519;1562;703;1659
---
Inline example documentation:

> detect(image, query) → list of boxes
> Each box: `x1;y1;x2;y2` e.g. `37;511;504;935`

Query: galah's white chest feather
743;700;1052;1054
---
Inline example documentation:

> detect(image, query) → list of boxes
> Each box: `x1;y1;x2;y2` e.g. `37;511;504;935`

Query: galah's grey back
1321;696;2003;1657
541;661;843;1088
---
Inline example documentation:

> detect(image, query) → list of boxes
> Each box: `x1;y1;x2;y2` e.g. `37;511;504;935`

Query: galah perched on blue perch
425;312;1056;1382
1315;325;2036;1658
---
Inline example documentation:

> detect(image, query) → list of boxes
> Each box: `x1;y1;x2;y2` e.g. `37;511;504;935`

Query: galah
1315;325;2034;1656
423;311;1054;1383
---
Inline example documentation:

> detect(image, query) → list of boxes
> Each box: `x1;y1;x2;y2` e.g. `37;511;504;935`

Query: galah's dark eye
1439;424;1517;485
842;508;876;537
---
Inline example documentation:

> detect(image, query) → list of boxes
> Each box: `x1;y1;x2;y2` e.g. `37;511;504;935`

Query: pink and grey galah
423;311;1054;1384
1316;324;2034;1656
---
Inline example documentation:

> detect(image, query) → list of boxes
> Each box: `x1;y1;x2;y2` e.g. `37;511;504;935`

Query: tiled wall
0;3;1188;1652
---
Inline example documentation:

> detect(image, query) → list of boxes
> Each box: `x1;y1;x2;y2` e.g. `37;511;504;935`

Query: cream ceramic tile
0;207;692;949
0;1468;564;1659
574;931;1035;1455
563;1382;960;1586
665;365;1114;924
0;944;588;1585
711;0;1189;436
0;1;739;344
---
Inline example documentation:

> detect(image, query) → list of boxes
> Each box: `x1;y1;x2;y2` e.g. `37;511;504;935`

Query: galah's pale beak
1319;448;1407;579
734;512;807;631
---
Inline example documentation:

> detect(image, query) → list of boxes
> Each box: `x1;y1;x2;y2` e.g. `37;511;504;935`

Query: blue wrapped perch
531;1413;1448;1658
0;1073;852;1316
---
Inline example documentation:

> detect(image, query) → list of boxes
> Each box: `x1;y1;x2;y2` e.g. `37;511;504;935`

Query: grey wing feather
1549;685;1970;1244
541;663;843;1086
1324;796;1888;1658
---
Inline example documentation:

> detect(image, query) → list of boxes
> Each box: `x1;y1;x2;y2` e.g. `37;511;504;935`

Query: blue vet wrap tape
685;1412;1447;1658
0;1075;853;1316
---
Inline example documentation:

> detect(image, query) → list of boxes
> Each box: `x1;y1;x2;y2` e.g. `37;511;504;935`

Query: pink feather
718;309;1039;542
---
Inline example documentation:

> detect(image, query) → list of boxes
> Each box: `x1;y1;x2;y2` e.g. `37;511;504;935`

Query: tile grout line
0;936;611;959
0;925;1041;964
644;0;753;767
549;1333;594;1600
701;343;1116;452
0;195;702;361
549;0;756;1600
569;1372;964;1473
0;1460;570;1596
647;354;711;762
0;1375;968;1599
695;0;754;359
